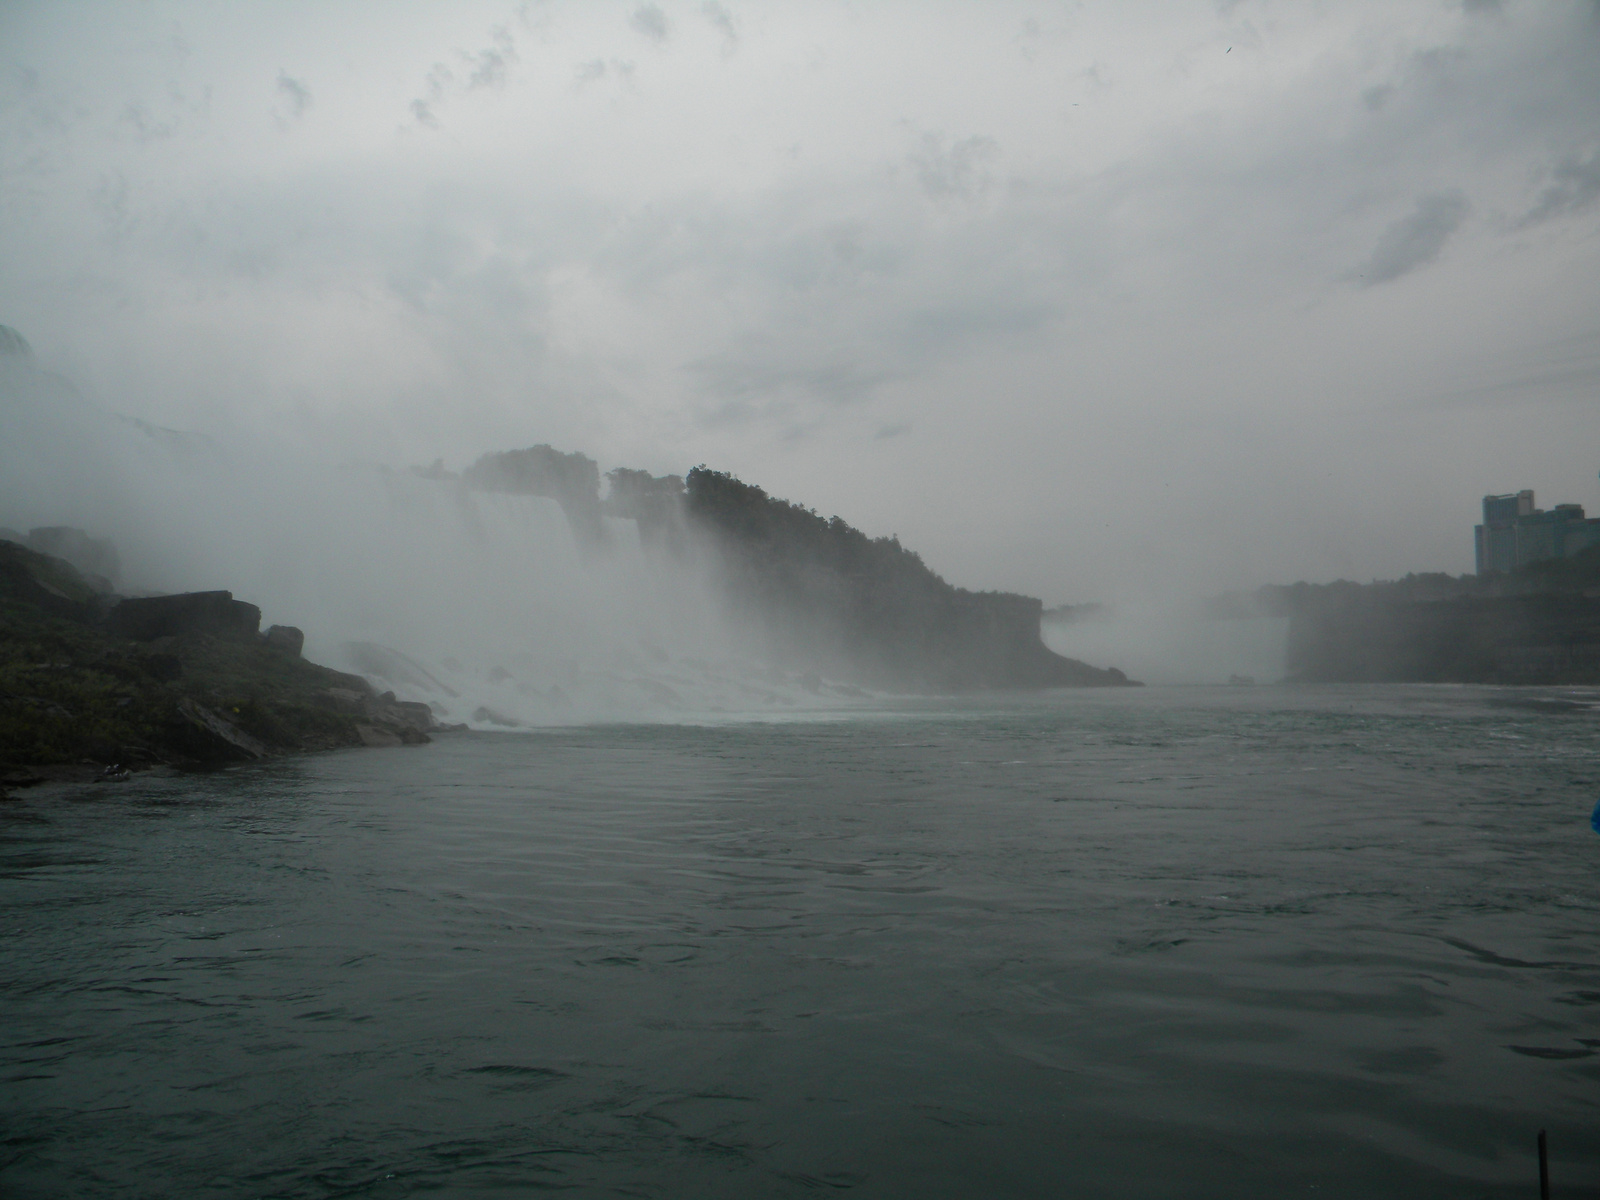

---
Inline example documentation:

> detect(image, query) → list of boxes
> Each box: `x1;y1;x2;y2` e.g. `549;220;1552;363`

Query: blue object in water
1593;799;1600;835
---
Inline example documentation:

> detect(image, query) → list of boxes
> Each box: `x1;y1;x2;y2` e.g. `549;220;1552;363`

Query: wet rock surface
1;537;441;783
106;590;262;642
264;624;305;656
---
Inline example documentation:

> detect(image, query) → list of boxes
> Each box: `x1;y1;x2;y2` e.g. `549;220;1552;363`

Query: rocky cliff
677;466;1133;689
0;537;440;790
444;449;1134;689
1239;551;1600;684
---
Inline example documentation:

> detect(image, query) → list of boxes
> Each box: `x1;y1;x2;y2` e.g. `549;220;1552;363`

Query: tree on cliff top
683;465;945;595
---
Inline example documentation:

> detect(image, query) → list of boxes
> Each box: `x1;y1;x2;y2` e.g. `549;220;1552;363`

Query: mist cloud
275;71;311;120
465;26;516;90
2;0;1598;604
702;2;738;52
1356;192;1471;286
1518;150;1600;228
908;133;1000;201
630;5;669;44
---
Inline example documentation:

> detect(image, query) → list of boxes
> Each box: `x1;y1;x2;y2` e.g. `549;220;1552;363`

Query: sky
2;0;1598;605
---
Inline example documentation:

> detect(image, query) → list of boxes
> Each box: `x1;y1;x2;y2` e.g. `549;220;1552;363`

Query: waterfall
1;354;866;724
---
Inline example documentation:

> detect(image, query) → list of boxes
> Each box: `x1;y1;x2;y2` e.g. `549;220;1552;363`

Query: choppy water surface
4;685;1598;1198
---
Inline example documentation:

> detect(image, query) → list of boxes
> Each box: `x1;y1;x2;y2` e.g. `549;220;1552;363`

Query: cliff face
0;538;437;781
463;445;608;548
1264;551;1600;684
679;467;1132;689
434;447;1134;689
1286;593;1600;684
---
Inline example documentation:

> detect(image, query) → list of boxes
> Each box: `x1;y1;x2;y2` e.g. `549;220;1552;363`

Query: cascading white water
0;351;870;725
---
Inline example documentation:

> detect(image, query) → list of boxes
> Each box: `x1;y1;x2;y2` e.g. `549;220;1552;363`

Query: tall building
1475;488;1600;574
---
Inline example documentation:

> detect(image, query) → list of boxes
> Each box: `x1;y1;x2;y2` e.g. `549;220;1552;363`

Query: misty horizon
5;8;1599;1193
3;1;1598;609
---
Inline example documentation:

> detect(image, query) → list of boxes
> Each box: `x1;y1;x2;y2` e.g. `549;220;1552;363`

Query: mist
9;10;1600;1190
1;341;854;724
3;0;1599;672
1042;605;1290;688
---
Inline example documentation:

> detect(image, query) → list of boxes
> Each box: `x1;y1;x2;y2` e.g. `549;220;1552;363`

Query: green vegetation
682;467;1130;688
685;465;942;593
1513;542;1600;589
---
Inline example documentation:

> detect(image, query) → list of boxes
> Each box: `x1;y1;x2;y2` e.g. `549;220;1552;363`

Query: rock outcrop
264;624;304;657
106;591;261;641
23;527;121;590
1233;549;1600;684
464;445;608;549
0;537;442;780
681;466;1135;689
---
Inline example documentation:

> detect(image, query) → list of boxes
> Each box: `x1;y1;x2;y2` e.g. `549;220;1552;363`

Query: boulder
107;591;261;641
264;624;304;657
391;700;435;732
171;698;269;762
353;721;429;747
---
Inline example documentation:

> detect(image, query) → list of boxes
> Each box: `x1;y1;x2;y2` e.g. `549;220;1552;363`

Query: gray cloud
687;355;896;411
1355;192;1470;286
410;26;516;125
574;58;635;89
630;5;669;44
465;26;516;90
1360;84;1392;111
411;62;453;126
120;102;176;143
4;1;1600;602
908;133;1000;201
702;2;737;50
1518;150;1600;228
1423;330;1600;410
275;71;311;120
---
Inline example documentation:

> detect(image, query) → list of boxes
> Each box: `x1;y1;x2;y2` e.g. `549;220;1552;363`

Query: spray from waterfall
0;337;871;725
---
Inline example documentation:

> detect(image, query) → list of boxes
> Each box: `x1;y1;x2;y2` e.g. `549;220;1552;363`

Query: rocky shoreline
0;537;446;800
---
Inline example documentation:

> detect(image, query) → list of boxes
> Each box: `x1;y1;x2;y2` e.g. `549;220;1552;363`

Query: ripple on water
1;685;1597;1198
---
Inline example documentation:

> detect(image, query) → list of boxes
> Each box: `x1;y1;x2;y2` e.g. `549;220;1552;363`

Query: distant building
1476;488;1600;574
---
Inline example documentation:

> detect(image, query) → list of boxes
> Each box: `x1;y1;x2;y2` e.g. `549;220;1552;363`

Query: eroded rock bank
1212;548;1600;684
0;537;443;797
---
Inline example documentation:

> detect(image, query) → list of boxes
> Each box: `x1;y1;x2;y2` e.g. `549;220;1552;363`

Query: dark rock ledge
1;536;446;799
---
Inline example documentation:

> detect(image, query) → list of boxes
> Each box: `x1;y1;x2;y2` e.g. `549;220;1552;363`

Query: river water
3;685;1598;1198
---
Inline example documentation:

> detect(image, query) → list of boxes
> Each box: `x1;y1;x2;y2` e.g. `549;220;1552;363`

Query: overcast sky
2;0;1597;603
